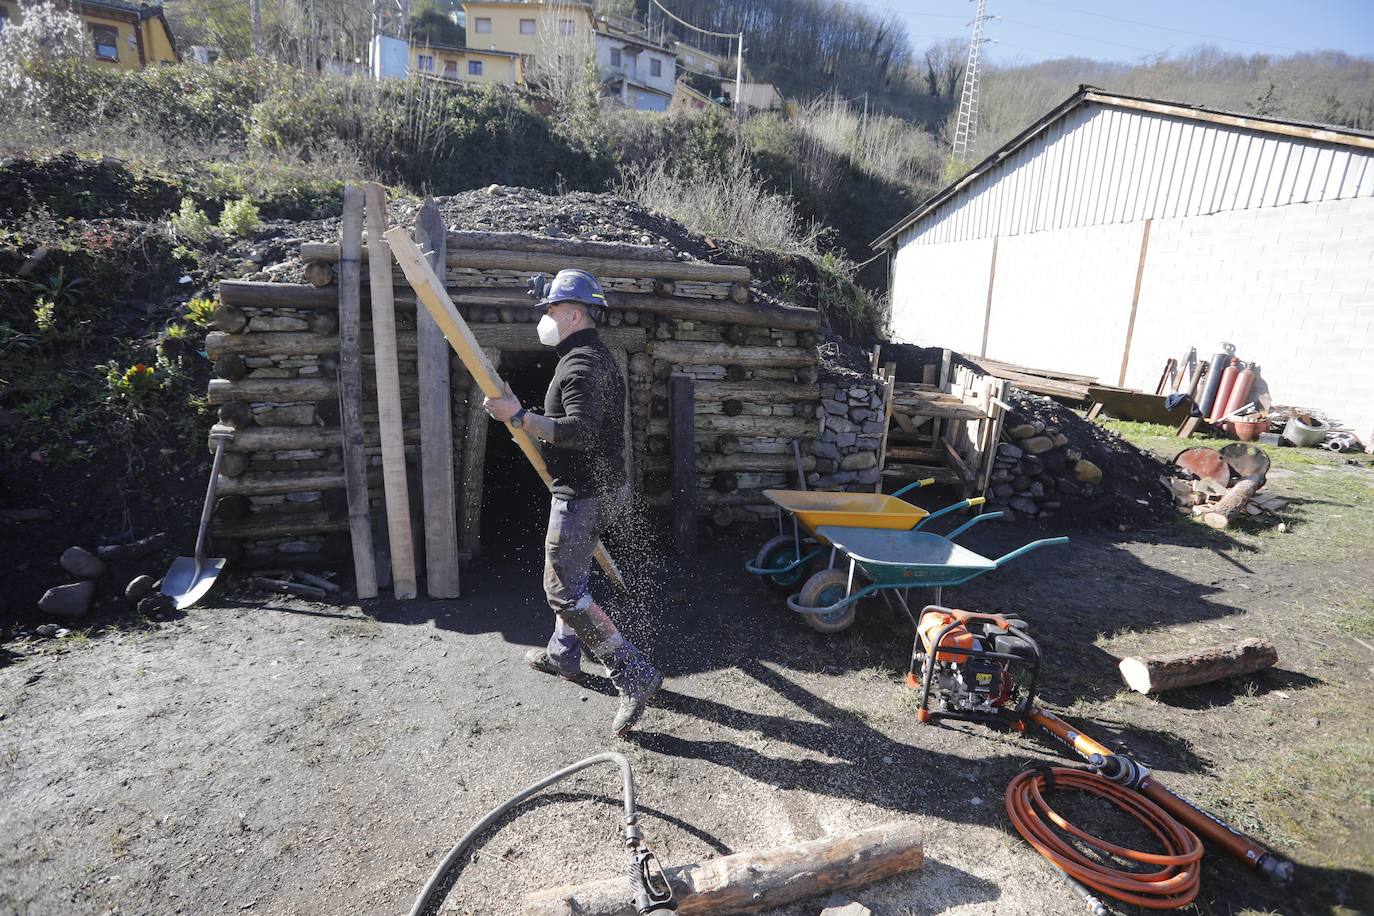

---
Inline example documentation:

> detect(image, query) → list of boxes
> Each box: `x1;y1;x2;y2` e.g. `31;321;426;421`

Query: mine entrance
478;349;557;558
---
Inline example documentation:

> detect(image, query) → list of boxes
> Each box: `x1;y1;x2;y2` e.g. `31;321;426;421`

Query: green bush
170;197;212;243
218;196;261;236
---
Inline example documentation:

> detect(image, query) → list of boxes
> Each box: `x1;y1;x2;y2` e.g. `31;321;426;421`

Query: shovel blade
160;555;226;609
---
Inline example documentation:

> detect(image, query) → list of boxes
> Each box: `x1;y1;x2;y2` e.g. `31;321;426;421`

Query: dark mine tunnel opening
479;350;557;558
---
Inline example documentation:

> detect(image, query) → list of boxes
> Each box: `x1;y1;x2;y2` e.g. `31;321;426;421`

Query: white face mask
537;311;568;347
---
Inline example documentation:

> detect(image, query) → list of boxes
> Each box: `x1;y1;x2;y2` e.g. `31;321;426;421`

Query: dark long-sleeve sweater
542;328;626;500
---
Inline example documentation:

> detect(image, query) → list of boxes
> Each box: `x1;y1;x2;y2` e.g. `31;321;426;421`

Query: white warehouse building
875;87;1374;441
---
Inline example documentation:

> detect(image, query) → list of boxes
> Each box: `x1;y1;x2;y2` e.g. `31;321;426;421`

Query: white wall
890;196;1374;439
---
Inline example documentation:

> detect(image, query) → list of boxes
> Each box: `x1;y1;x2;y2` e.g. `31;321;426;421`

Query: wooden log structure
521;820;923;916
1118;638;1279;694
1202;478;1260;529
652;340;814;369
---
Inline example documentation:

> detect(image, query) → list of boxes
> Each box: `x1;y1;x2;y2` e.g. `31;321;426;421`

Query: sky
860;0;1374;65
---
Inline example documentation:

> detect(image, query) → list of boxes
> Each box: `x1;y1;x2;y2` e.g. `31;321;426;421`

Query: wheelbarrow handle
892;477;937;499
992;536;1070;567
913;496;986;530
945;511;1003;541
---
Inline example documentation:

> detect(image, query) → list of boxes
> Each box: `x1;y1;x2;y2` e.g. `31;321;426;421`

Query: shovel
162;428;233;609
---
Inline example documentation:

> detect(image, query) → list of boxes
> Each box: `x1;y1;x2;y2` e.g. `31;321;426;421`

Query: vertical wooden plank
873;364;896;493
336;185;377;599
459;348;499;556
1118;217;1153;387
415;199;460;598
610;347;634;493
979;236;999;357
669;373;696;556
364;183;417;599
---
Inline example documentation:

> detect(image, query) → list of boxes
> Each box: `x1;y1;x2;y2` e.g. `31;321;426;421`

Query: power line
1019;0;1306;53
999;17;1166;56
648;0;736;40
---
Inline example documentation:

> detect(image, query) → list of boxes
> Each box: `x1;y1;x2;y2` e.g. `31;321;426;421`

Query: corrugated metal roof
874;87;1374;250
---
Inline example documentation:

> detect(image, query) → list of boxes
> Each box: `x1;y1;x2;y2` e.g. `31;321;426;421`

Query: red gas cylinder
1209;358;1241;421
1221;362;1258;420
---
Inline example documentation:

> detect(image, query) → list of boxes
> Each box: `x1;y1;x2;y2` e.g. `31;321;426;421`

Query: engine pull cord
409;752;676;916
1005;762;1204;910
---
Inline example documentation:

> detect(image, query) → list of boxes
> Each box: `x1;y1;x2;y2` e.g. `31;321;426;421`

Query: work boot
525;647;580;681
612;668;663;737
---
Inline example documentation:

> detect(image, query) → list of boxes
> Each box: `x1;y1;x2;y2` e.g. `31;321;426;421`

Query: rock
849;409;875;423
997;442;1023;460
1021;435;1055;454
847;387;867;400
860;420;885;434
60;546;105;580
815;458;837;473
1056;477;1080;496
836;432;857;448
247;316;309;333
1009;497;1039;515
1031;420;1046;435
138;593;176;617
840;452;877;471
1074;459;1104;484
125;575;158;604
1052;432;1069;448
823;398;848;416
990;469;1013;483
992;482;1014;499
814;440;841;460
827;415;858;434
96;531;170;562
1039;449;1067;473
1016;456;1044;476
35;623;60;638
1028;480;1046;498
855;436;880;449
1012;476;1031;491
855;466;881;484
1065;446;1082;462
39;581;96;619
1040;500;1062;510
1007;423;1037;439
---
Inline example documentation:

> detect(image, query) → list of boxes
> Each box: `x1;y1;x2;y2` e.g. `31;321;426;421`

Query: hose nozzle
629;846;676;913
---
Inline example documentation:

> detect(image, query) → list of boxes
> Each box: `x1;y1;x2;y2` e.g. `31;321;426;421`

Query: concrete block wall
889;236;992;354
1127;196;1374;439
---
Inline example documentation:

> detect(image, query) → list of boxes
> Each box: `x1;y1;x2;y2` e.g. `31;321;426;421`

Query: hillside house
874;86;1374;441
411;42;522;84
673;39;732;80
721;81;785;114
0;0;178;68
594;21;674;111
671;78;720;112
460;0;594;74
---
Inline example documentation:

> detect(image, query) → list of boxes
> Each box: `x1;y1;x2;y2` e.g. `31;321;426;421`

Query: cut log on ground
1119;638;1279;694
520;820;922;916
1203;478;1260;529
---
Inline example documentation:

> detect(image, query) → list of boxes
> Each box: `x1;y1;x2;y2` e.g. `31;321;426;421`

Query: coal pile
987;391;1174;529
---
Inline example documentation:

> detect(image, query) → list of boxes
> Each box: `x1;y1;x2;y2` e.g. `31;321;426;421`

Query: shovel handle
194;433;233;566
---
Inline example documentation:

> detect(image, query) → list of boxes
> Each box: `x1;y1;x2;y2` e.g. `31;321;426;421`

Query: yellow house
460;0;595;73
411;42;522;85
0;0;179;69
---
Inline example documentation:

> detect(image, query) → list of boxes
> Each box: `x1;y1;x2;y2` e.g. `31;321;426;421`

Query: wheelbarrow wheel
796;569;858;634
754;535;808;593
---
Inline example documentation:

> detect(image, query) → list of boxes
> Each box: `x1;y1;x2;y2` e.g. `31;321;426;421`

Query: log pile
204;217;822;561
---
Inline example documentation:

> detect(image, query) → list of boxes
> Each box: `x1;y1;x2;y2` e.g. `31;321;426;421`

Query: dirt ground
3;430;1373;916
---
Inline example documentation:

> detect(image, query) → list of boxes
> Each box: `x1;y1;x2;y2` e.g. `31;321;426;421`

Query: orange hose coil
1005;767;1205;909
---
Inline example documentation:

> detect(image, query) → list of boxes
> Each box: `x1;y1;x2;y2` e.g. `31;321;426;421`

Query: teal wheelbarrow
783;518;1070;633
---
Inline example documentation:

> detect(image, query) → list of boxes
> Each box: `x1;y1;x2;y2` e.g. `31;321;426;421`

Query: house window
416;54;433;72
558;18;574;35
444;59;457;78
475;17;491;33
91;24;119;61
519;18;535;34
610;48;621;67
650;57;661;77
468;60;483;75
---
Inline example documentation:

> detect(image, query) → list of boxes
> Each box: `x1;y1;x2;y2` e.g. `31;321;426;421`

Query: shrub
183;297;217;329
171;197;212;243
218;196;261;236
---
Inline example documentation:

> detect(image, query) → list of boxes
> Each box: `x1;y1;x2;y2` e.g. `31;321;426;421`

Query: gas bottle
1221;362;1258;420
1210;357;1241;421
1197;343;1235;417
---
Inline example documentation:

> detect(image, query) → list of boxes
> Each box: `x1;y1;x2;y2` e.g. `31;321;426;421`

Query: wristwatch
510;407;528;428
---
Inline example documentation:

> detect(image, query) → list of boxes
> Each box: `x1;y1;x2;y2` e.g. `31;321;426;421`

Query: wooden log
216;494;250;520
1119;639;1279;694
385;225;626;589
725;324;751;346
213;303;248;333
219;281;339;310
216;400;253;428
415;198;460;599
219;452;250;478
459;350;497;557
521;821;923;916
302;243;752;282
670;374;697;556
889;400;987;421
795;365;818;385
211;510;348;539
207;377;337;406
447;230;675;261
449;286;819;331
214;353;249;380
730;281;750;304
218;471;346;496
337;184;377;599
652;340;814;369
365;184;417;600
696;381;819;403
712;470;738;493
721;399;743;417
306;311;337;335
717;433;739;455
874;366;896;493
303;260;335;287
1203;478;1260;530
469;324;646;353
205;330;340;359
649;414;819;438
654;279;676;298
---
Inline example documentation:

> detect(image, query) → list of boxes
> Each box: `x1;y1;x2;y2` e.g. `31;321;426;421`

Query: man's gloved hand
483;382;522;422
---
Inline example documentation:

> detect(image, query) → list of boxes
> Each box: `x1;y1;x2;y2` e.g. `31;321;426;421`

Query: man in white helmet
483;268;663;736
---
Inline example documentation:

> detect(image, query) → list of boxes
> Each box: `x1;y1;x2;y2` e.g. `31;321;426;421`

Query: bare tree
528;3;600;115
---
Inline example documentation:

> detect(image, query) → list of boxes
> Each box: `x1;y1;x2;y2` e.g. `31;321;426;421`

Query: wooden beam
450;286;818;330
521;820;923;916
447;230;675;261
384;225;626;589
336;185;376;599
648;414;820;438
219;281;339;310
415;199;460;599
301;243;752;282
207;377;336;405
1118;218;1152;387
217;471;346;496
365;183;417;600
669;374;696;556
874;365;896;492
881;463;962;486
979;236;999;357
695;380;820;402
651;340;814;368
211;510;348;539
611;347;635;492
1119;639;1278;695
470;324;646;353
